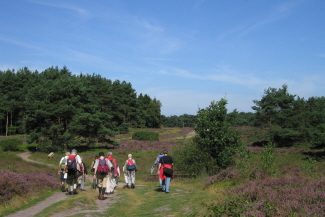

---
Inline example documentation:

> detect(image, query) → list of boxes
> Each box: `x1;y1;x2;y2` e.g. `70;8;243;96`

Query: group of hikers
58;149;173;199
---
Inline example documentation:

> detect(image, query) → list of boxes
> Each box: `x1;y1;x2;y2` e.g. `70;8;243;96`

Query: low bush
0;138;21;151
206;174;325;217
0;171;59;204
174;140;213;176
132;131;159;141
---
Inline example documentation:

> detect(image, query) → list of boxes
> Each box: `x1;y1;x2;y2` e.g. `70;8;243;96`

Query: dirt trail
7;152;120;217
17;152;55;168
6;193;68;217
5;152;65;217
50;185;121;217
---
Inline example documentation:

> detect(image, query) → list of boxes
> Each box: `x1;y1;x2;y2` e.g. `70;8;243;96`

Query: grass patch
107;180;219;217
0;189;55;217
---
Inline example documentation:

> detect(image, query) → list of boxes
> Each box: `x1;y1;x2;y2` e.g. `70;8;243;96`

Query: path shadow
154;187;163;192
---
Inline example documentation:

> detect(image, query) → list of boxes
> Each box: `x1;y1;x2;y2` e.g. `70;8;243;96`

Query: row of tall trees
161;114;197;127
0;67;161;150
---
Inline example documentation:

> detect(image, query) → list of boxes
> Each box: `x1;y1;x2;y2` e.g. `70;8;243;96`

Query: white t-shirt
59;156;68;165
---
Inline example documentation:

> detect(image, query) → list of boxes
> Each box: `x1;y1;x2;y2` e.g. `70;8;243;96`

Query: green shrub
195;99;241;173
174;140;212;176
0;138;22;151
261;143;276;175
132;131;159;141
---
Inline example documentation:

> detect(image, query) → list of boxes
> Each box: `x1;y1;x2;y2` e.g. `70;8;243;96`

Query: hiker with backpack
58;151;70;192
106;152;120;194
66;149;83;195
104;152;114;194
157;151;174;193
123;154;137;189
93;152;113;200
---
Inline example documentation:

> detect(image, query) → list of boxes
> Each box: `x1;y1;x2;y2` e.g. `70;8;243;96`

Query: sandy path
8;152;121;217
5;152;66;217
6;193;68;217
17;152;55;168
50;185;121;217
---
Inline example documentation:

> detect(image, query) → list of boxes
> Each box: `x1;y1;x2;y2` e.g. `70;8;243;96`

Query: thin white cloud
159;66;282;88
216;0;300;41
135;18;165;33
0;35;41;50
29;0;89;17
65;49;111;66
158;65;325;99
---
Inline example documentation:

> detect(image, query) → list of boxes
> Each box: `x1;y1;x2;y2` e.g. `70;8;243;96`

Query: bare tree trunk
10;111;13;127
6;112;8;136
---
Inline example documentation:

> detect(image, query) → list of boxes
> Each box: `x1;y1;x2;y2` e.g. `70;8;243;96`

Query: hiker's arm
157;163;162;175
93;160;98;176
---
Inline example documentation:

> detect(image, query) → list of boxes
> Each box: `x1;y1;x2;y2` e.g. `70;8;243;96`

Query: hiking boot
73;190;78;195
131;184;135;189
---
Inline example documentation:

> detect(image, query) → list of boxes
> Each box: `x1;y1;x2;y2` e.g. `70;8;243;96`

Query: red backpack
97;158;109;175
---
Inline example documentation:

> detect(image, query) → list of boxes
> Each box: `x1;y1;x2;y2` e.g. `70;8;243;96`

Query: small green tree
195;99;241;173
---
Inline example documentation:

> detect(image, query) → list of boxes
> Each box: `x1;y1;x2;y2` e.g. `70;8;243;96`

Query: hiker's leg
92;177;96;189
162;179;166;191
131;171;135;187
80;175;85;190
127;171;132;187
73;174;78;193
66;174;73;193
165;177;171;193
77;172;82;189
64;172;68;191
159;178;162;188
105;174;110;193
110;172;116;189
97;176;104;199
124;173;128;185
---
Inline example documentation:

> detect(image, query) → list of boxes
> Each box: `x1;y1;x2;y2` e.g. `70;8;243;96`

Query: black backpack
67;155;77;174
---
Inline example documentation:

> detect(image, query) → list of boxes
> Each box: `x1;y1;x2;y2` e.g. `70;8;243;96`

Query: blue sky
1;0;325;115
